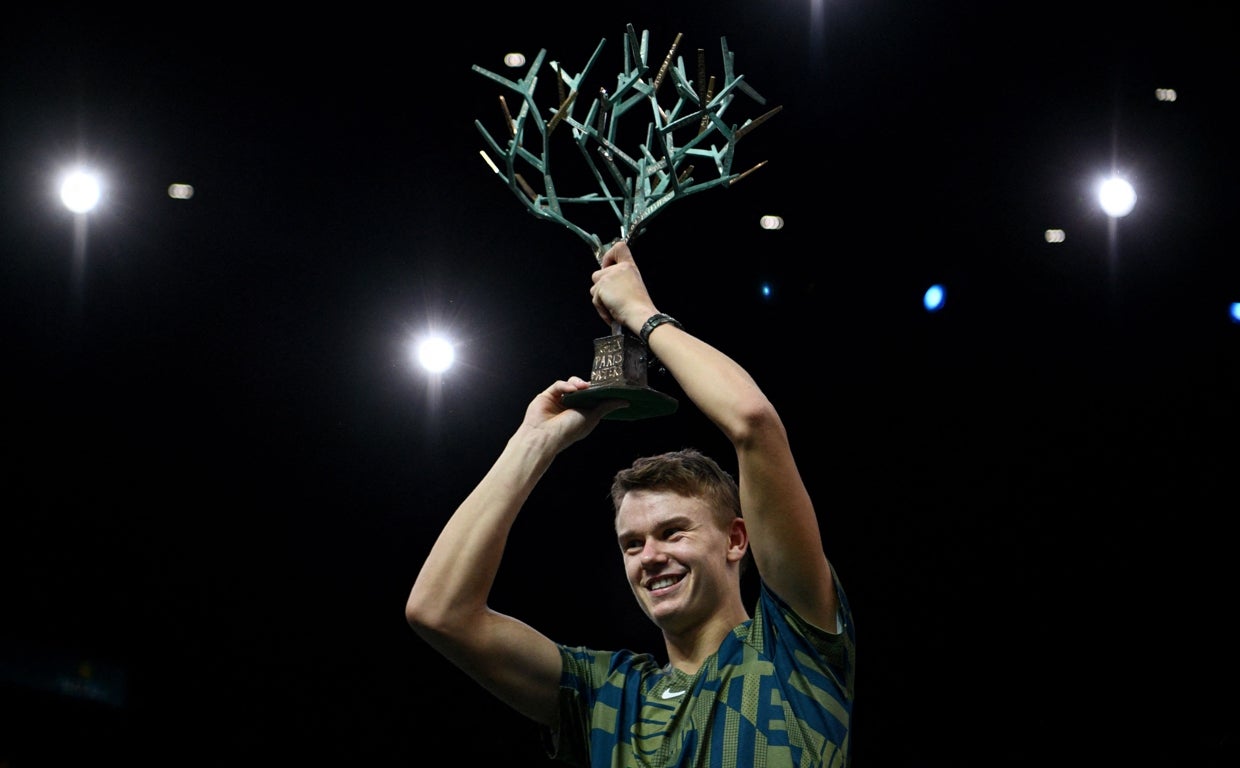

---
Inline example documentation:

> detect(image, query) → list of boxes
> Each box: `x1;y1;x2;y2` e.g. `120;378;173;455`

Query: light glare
417;336;455;373
1099;177;1136;218
60;170;101;213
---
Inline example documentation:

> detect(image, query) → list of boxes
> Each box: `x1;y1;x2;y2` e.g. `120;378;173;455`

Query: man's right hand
522;376;625;452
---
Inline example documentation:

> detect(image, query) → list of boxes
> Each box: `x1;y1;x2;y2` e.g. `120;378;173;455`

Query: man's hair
610;448;741;526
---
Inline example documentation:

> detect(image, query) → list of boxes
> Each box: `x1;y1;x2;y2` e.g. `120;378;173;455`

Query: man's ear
726;517;748;564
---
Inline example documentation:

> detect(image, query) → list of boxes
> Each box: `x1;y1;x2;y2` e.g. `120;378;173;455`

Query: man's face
615;489;739;633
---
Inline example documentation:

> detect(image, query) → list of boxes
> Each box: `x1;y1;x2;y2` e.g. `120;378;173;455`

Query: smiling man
406;241;855;767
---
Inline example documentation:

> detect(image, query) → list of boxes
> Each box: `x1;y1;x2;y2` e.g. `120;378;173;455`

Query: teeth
649;576;679;590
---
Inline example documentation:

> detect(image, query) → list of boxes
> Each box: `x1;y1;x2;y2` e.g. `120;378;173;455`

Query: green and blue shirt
546;573;854;767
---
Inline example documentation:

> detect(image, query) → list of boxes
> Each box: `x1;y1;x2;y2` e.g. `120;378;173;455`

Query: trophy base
562;383;678;420
564;332;678;420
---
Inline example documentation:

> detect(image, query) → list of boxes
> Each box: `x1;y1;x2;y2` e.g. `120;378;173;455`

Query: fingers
549;376;590;397
600;239;632;268
590;284;615;326
594;240;651;331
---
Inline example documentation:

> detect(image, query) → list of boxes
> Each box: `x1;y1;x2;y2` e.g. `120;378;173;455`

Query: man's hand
522;376;625;451
590;241;658;333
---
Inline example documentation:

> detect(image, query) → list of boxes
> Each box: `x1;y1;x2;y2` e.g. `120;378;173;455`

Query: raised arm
405;376;623;725
590;241;837;631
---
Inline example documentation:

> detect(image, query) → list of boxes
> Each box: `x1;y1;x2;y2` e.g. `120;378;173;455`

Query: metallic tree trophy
473;23;779;419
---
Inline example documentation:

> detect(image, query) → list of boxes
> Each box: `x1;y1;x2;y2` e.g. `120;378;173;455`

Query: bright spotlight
923;284;946;312
416;336;455;373
60;170;101;213
1098;176;1136;218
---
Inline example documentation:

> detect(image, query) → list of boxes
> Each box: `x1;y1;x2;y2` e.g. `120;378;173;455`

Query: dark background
2;2;1236;765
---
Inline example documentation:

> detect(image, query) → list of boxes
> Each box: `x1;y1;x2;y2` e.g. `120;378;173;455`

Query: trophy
473;23;780;419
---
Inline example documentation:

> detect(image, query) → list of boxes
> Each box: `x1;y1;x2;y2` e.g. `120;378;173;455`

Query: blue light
923;284;946;312
760;282;772;299
1230;302;1240;324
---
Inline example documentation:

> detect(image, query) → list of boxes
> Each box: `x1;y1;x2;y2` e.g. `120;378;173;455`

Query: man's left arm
591;241;837;630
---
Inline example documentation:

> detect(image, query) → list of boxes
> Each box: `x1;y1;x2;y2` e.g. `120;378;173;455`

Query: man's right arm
405;376;617;726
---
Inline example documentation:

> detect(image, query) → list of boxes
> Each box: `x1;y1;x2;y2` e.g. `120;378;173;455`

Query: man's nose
640;540;666;566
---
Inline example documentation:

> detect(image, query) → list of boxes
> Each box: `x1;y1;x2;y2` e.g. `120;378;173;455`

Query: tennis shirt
544;572;854;767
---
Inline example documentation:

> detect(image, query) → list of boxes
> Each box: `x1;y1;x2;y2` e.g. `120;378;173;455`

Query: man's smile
645;573;685;592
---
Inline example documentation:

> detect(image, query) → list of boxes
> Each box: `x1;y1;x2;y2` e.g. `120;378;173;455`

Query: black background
2;2;1236;765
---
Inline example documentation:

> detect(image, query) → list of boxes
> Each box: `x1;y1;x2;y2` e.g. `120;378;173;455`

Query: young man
406;240;854;766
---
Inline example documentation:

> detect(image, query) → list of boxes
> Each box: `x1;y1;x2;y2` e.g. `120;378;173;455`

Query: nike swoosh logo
661;688;686;699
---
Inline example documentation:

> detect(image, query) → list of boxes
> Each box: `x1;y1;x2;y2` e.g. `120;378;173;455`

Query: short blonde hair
610;447;741;528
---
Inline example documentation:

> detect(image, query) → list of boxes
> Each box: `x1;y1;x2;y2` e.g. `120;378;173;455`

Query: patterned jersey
544;572;854;767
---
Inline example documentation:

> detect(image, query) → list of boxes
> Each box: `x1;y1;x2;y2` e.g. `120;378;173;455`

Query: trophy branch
472;23;780;419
